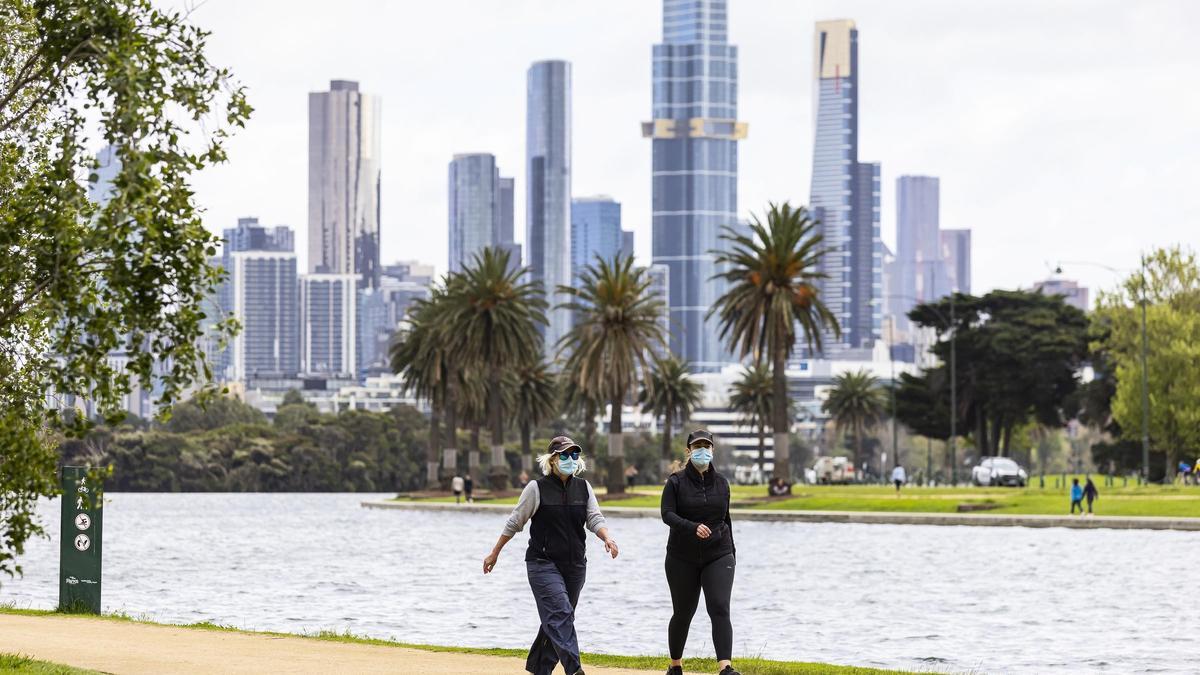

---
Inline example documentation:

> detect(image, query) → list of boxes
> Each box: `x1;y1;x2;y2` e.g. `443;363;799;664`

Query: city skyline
183;0;1199;303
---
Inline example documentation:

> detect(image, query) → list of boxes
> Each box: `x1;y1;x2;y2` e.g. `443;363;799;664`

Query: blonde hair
535;452;587;477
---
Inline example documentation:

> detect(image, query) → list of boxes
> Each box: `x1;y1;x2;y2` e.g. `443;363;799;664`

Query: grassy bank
0;653;101;675
395;478;1200;518
0;607;912;674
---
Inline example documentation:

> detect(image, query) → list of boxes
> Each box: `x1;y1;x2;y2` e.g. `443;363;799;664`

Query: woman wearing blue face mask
660;429;740;675
484;436;618;675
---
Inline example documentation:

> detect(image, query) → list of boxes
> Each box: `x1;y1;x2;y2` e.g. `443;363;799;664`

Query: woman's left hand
604;537;619;559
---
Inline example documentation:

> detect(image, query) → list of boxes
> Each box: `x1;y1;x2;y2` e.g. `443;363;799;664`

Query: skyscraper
810;19;882;356
308;79;381;289
229;250;299;381
645;0;746;370
1033;278;1089;312
498;177;515;245
892;176;946;330
940;229;972;294
620;229;635;259
448;153;501;273
300;273;358;377
527;60;573;352
571;196;622;282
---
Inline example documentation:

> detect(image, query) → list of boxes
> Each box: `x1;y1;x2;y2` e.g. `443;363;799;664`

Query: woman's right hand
696;523;711;539
483;551;499;574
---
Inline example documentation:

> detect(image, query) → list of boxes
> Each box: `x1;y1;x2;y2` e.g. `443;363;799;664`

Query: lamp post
1054;257;1151;482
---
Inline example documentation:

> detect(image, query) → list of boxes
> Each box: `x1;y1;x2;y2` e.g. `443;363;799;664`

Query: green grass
0;606;912;674
0;653;101;674
393;477;1200;517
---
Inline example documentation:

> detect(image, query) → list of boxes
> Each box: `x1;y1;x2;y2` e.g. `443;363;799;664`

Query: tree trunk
520;420;533;473
469;424;481;475
426;403;441;488
772;345;790;482
757;423;766;484
660;407;674;480
607;397;625;495
1001;422;1013;458
488;364;510;490
857;429;865;482
584;400;597;453
989;415;1003;457
441;377;459;490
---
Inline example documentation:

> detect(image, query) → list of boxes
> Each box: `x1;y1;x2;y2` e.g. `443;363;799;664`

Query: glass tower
645;0;746;370
810;19;881;355
893;175;946;331
527;61;573;354
229;250;299;381
448;153;501;273
308;80;382;289
571;196;623;284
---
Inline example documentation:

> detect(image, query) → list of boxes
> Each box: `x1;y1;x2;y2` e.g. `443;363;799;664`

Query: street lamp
1054;257;1151;482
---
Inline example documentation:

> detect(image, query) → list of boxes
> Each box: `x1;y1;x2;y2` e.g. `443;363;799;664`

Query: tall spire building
308;80;382;289
810;20;882;356
644;0;747;370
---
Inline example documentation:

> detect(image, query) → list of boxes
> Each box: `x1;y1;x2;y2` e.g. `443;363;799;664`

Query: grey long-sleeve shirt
501;480;607;538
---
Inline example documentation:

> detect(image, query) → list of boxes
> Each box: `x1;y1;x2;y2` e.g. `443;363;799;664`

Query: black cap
547;436;581;454
686;429;714;447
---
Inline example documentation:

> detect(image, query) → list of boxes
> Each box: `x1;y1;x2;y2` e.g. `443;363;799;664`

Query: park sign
59;466;102;613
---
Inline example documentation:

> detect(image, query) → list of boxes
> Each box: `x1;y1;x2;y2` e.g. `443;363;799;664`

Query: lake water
3;493;1197;674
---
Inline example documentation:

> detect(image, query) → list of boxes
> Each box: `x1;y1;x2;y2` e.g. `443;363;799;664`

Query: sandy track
0;614;685;675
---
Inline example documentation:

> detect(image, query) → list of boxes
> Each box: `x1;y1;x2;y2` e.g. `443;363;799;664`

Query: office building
644;0;746;370
228;250;300;381
300;273;358;377
892;176;946;330
448;153;501;273
308;79;381;288
359;276;432;374
647;263;671;349
571;196;622;280
620;229;635;260
527;60;573;352
810;19;882;356
1033;278;1090;312
940;229;972;294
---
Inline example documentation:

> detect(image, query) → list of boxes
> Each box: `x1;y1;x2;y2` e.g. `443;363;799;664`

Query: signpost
59;466;102;613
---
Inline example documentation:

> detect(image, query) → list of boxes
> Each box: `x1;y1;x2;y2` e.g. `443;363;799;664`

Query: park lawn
0;653;101;675
0;608;911;675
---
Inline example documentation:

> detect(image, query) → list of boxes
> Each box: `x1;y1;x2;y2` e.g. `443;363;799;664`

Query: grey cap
686;429;714;447
547;436;581;454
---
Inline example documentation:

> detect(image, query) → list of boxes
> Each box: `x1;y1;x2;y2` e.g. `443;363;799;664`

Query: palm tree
559;254;667;495
390;287;453;489
729;362;778;482
710;202;839;484
638;355;703;479
442;247;547;489
514;358;558;472
823;369;888;477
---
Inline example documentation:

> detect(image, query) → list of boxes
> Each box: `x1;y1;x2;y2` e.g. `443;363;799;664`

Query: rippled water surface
4;493;1198;674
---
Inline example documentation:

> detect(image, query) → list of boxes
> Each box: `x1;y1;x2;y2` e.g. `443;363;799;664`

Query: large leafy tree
0;0;248;580
728;362;780;481
908;290;1090;457
823;369;888;474
559;254;667;495
442;247;546;489
638;355;703;477
391;287;454;488
1096;247;1200;477
710;202;839;483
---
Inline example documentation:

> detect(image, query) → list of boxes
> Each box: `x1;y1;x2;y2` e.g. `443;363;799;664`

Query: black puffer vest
663;462;734;564
526;475;590;564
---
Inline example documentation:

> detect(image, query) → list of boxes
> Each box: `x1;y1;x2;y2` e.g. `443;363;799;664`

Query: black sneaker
719;667;742;675
665;667;683;675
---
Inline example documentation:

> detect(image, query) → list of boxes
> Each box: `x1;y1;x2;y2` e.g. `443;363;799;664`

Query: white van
813;456;856;484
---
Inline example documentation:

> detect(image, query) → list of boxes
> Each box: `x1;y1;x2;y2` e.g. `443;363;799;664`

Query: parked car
971;457;1028;487
813;456;856;484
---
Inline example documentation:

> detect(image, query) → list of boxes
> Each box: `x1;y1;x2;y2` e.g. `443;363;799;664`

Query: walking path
363;499;1200;531
0;613;684;675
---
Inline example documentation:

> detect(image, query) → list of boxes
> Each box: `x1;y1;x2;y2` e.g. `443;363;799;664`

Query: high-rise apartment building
300;273;358;377
448;153;501;273
647;263;671;352
308;80;381;289
940;229;972;294
892;176;946;330
527;60;573;352
1033;278;1089;312
810;19;882;356
228;250;300;381
620;230;635;259
645;0;746;370
571;196;623;281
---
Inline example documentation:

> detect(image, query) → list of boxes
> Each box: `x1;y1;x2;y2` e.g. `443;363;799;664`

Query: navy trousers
525;558;586;675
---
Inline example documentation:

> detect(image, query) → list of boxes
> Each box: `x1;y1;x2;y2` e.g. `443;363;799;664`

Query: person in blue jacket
1070;478;1084;515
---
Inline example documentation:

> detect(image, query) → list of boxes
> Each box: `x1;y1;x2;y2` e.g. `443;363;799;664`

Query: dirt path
0;614;685;674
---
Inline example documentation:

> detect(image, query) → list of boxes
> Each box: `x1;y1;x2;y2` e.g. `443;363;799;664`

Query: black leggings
665;553;735;661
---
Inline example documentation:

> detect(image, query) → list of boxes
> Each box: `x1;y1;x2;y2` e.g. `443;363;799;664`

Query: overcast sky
181;0;1200;300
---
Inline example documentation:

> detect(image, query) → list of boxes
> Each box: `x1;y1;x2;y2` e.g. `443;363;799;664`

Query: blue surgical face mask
557;457;578;476
690;448;713;468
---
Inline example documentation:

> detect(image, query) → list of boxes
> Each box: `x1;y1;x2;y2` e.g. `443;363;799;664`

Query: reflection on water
4;493;1198;674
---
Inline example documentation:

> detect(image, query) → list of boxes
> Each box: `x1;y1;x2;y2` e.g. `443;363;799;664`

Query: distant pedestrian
483;436;618;675
1180;461;1194;485
1070;478;1084;515
452;475;465;504
1083;476;1099;515
891;465;907;495
625;464;639;489
464;474;474;503
769;477;791;497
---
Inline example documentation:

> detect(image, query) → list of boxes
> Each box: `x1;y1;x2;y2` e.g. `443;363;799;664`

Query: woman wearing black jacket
660;429;740;675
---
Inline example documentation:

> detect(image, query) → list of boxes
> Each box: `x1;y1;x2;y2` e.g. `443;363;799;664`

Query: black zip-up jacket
661;462;735;564
526;475;590;564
